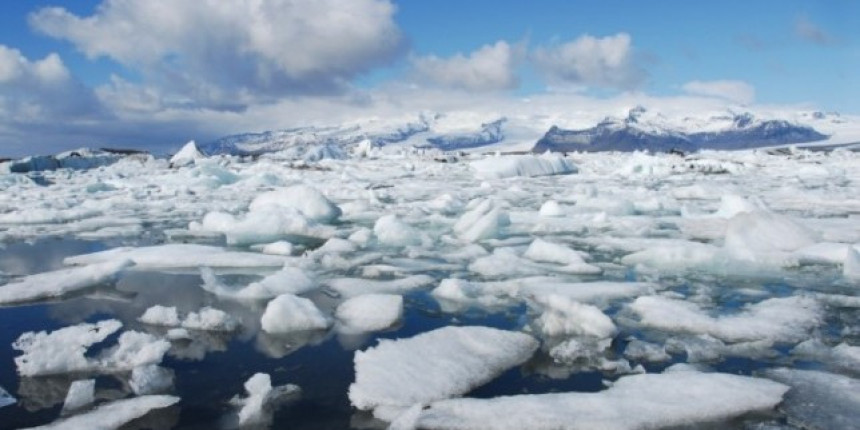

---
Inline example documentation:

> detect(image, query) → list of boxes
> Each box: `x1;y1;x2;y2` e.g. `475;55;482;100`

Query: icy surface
412;371;788;430
260;294;330;333
349;326;538;415
64;244;287;270
249;185;342;224
0;260;133;304
470;153;577;179
764;368;860;430
25;395;179;430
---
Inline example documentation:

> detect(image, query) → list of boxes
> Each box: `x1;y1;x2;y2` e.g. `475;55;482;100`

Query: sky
0;0;857;157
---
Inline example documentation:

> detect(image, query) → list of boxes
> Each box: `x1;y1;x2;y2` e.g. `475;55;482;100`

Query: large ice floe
2;138;860;427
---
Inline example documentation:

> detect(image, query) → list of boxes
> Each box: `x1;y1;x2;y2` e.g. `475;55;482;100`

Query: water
0;237;856;429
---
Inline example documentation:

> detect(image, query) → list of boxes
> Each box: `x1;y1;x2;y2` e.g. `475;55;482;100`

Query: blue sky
0;0;857;156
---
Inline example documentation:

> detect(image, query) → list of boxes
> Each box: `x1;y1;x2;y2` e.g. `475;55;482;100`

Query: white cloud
29;0;404;109
532;33;645;90
794;15;834;46
682;80;756;105
411;41;522;92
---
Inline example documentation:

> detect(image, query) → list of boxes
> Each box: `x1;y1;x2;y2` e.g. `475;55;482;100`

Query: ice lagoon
0;147;859;429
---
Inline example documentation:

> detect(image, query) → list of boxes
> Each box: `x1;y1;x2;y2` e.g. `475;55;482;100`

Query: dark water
0;238;853;429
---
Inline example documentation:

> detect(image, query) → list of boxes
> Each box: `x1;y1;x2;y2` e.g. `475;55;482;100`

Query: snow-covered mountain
532;107;829;153
0;148;149;174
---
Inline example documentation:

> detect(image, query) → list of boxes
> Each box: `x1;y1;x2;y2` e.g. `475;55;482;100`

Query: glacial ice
325;275;435;298
764;368;860;430
349;326;538;418
410;371;788;430
0;259;133;304
169;140;205;167
248;185;342;224
531;295;617;339
231;372;301;427
140;305;238;331
62;379;95;414
470;153;577;179
25;395;179;430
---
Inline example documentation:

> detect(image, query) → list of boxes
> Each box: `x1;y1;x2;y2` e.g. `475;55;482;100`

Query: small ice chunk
201;266;316;299
349;326;538;415
232;373;301;426
169;140;204;167
182;307;239;331
0;384;15;408
0;259;133;304
523;239;601;275
453;199;510;243
13;320;123;376
413;371;788;430
724;211;817;262
64;244;287;270
764;368;860;430
845;248;860;280
257;241;294;256
629;295;822;343
623;339;671;363
531;295;617;339
62;379;95;414
326;275;434;299
139;305;181;327
99;331;171;371
129;365;174;395
25;395;179;430
260;294;330;333
538;200;564;217
198;208;332;246
470;153;578;179
336;294;403;333
373;215;427;247
249;185;342;224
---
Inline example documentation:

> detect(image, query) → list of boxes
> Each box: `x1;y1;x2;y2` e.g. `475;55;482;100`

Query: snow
249;185;342;224
411;371;788;430
260;294;330;333
64;244;287;270
470;153;578;179
62;380;95;414
336;294;403;333
25;395;179;430
0;259;133;304
349;326;538;417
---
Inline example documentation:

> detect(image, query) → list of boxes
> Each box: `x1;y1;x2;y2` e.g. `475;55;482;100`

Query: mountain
0;148;149;174
426;118;506;151
532;107;829;153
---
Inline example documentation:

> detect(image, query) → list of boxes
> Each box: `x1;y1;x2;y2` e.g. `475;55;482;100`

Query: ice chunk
326;275;434;299
623;339;671;363
453;199;510;243
0;384;15;408
621;241;723;272
25;395;179;430
64;244;287;270
99;331;171;371
471;153;577;179
629;295;822;343
260;294;330;333
373;215;427;247
13;320;123;376
794;242;855;265
169;140;204;167
523;239;602;275
62;379;95;414
845;247;860;280
336;294;403;333
249;185;342;224
197;207;334;246
256;241;294;256
129;365;174;395
139;305;181;327
201;266;316;299
349;326;538;416
413;371;788;430
724;211;817;262
764;368;860;430
0;259;133;304
531;295;617;339
182;307;239;331
538;200;565;217
231;372;301;427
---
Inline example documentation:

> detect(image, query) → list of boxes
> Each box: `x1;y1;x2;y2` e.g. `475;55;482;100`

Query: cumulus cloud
29;0;404;109
411;41;523;92
794;15;834;46
532;33;645;90
682;80;756;105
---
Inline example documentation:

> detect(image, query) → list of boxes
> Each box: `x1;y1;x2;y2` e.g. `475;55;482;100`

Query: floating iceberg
0;259;133;304
336;294;403;333
260;294;330;333
470;153;577;179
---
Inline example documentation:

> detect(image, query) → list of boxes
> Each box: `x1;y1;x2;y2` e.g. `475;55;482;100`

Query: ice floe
409;371;788;430
230;372;301;427
64;244;287;270
139;305;238;331
0;260;133;304
260;294;330;333
470;153;577;179
764;368;860;430
335;294;403;333
25;395;179;430
349;326;538;419
61;379;95;414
